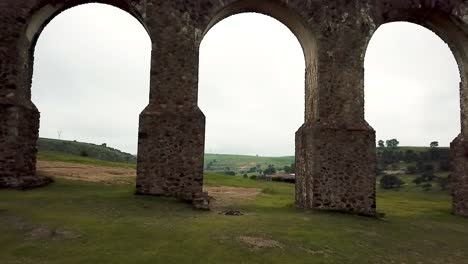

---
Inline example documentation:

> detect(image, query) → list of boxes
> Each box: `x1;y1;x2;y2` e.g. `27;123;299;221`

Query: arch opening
364;21;461;192
198;12;306;180
31;3;151;166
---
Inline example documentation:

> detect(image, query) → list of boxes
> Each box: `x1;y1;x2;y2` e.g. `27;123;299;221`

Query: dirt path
37;161;261;208
204;186;261;208
37;161;136;184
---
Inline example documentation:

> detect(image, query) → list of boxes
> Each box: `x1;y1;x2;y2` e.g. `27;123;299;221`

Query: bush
243;174;248;178
249;175;257;180
413;172;436;185
380;174;405;189
224;170;236;176
437;175;451;191
406;165;418;174
421;183;432;191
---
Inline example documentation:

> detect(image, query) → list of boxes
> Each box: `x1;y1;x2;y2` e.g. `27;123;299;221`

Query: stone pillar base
136;105;209;209
295;122;376;216
0;175;53;190
0;103;51;189
450;134;468;216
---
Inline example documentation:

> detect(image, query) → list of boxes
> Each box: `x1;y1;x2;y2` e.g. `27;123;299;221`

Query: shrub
224;170;236;176
380;174;405;189
437;175;451;191
249;175;257;180
421;183;432;191
406;165;418;174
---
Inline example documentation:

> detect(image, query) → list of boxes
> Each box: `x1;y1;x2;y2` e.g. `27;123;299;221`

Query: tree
406;165;418;174
380;174;405;189
223;170;236;176
378;140;385;148
413;171;436;185
437;176;450;191
439;159;450;171
430;141;439;148
263;164;276;176
283;163;296;174
386;139;399;148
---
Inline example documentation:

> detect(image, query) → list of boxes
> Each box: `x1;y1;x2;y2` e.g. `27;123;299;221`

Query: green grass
38;150;136;169
204;153;294;173
1;172;467;263
38;137;137;164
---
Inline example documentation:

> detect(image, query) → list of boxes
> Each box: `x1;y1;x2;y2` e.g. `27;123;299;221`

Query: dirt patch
37;161;261;208
204;186;261;208
300;246;334;256
0;212;80;241
219;209;244;216
238;236;283;251
27;226;80;241
37;161;135;184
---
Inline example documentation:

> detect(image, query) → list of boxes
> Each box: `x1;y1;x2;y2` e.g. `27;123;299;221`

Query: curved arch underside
1;0;468;216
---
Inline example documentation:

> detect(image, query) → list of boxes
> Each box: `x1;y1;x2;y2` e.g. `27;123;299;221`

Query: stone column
451;78;468;216
447;2;468;217
135;4;209;209
0;3;51;189
295;4;377;216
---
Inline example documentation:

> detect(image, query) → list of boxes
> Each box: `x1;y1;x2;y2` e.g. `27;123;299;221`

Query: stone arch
370;6;468;135
200;1;317;66
23;1;150;101
0;0;150;189
198;0;319;123
367;5;468;216
197;1;319;209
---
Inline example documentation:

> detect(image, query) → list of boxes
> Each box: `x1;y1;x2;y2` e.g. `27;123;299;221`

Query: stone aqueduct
1;0;468;216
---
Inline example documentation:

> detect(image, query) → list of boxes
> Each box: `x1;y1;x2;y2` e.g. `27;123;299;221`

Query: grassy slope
38;150;136;169
1;163;467;263
38;138;137;164
204;153;294;172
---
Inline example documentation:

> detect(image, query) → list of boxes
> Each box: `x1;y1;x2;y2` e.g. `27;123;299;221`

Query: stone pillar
0;3;52;189
295;4;377;215
451;74;468;216
135;4;209;209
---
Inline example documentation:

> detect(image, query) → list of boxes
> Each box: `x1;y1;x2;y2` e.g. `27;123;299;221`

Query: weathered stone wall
451;134;468;215
1;0;468;215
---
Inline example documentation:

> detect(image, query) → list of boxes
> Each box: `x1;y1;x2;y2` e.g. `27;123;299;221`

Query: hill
37;138;137;164
204;154;294;174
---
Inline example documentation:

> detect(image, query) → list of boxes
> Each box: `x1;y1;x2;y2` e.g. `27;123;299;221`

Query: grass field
1;161;467;263
204;153;294;173
38;151;136;169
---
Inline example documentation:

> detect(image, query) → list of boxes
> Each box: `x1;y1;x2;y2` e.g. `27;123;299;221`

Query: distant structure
264;174;296;183
1;0;467;216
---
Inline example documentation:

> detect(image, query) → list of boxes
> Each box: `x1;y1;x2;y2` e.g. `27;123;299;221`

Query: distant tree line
377;139;450;174
377;139;451;191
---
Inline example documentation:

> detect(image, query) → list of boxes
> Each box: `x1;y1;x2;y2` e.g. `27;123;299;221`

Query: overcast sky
32;4;461;156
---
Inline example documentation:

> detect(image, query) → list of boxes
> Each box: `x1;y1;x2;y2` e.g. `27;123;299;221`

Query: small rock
220;209;243;216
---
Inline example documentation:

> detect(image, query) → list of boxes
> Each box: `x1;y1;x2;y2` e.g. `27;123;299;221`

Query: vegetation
376;139;450;191
379;174;405;189
0;142;464;263
38;138;136;164
204;154;294;174
1;171;467;263
37;151;136;169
